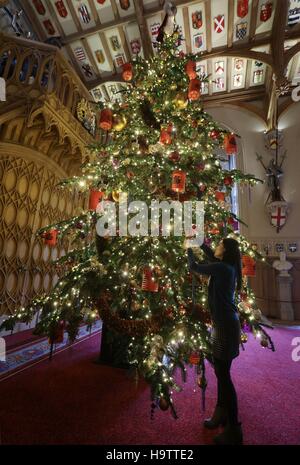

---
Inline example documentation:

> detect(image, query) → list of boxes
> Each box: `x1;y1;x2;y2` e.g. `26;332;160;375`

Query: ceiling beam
284;41;300;68
133;0;154;59
227;0;234;49
182;5;192;54
265;0;289;130
249;0;259;42
195;44;273;66
203;86;266;104
204;0;212;52
271;0;289;82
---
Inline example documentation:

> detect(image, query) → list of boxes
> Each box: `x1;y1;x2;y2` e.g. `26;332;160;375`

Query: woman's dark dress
187;245;241;361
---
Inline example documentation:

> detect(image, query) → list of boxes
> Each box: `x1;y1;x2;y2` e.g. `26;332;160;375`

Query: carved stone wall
0;34;94;316
0;144;86;315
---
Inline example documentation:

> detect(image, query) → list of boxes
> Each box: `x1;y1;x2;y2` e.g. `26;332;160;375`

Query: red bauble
209;129;220;140
168;151;180;162
188;78;201;100
99;109;113;131
43;229;58;247
89;190;104;210
122;62;133;81
159;397;169;411
185;60;197;80
224;176;233;186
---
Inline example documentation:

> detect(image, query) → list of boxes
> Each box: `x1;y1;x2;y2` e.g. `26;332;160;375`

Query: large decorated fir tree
1;30;274;418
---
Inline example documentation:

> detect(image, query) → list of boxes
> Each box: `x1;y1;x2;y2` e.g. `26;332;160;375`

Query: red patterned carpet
0;325;299;445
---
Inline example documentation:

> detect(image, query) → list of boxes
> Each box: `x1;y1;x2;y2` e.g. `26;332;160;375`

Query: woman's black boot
203;406;227;429
213;422;243;445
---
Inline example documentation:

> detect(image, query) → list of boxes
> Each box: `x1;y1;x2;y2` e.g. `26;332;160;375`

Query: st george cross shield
260;2;273;22
237;0;249;18
267;201;289;232
55;0;68;18
214;15;225;33
130;38;141;54
192;11;202;29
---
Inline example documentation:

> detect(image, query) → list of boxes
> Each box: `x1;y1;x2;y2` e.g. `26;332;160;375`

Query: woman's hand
183;238;190;250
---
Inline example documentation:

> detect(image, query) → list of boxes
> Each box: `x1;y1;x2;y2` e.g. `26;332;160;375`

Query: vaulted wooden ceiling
7;0;300;114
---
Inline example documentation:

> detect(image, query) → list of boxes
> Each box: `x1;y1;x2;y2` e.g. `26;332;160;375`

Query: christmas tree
1;30;274;418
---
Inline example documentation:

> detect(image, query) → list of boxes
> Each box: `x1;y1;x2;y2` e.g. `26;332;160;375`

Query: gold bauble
174;93;188;109
112;115;127;131
112;190;121;202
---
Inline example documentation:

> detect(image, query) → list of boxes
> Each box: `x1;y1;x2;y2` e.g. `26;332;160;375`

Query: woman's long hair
222;238;242;291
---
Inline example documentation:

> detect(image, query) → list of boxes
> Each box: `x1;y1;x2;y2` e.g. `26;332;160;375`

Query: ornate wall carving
0;145;87;315
0;34;93;316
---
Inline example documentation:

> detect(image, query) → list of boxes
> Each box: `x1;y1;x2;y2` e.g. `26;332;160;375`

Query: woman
185;238;243;445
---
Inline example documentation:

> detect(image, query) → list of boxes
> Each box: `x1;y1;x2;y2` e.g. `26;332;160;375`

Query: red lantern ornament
189;352;200;365
224;134;237;154
142;267;159;292
43;229;58;247
99;109;113;131
89;190;104;210
172;170;186;193
188;78;201;100
160;129;172;145
242;255;256;277
209;129;220;140
224;176;233;186
48;320;65;344
215;191;226;202
122;62;133;81
185;60;197;80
